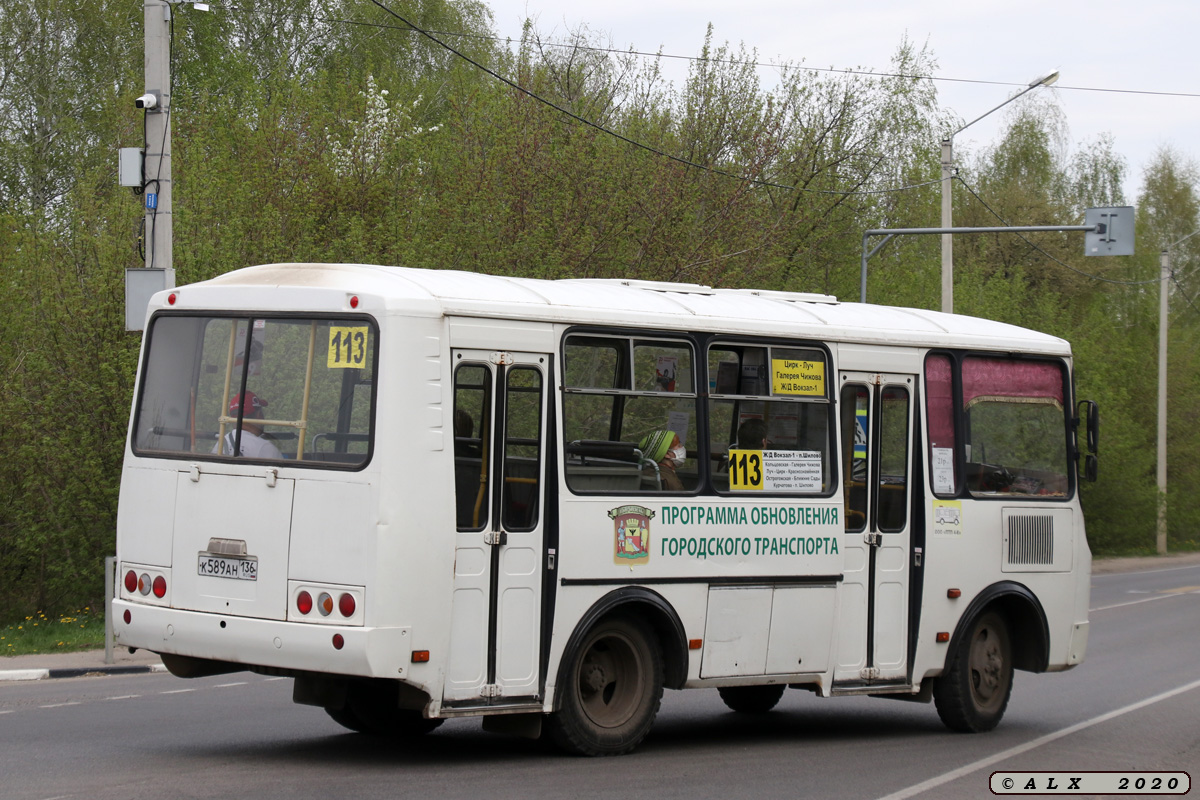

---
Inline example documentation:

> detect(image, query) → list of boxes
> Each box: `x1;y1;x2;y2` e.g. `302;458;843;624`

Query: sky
481;0;1199;200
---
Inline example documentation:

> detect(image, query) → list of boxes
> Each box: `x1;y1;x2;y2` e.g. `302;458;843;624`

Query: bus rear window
133;315;376;467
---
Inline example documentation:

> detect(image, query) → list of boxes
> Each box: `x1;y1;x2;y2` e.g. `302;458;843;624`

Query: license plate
197;554;258;581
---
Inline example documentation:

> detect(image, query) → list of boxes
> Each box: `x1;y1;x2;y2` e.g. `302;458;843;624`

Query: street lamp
940;69;1060;313
1157;228;1200;554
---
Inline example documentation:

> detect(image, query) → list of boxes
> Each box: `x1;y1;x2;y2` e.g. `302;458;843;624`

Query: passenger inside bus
214;392;282;459
639;430;685;491
737;418;768;449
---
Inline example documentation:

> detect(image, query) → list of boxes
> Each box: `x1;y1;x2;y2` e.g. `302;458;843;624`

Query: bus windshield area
926;354;1069;498
133;315;376;466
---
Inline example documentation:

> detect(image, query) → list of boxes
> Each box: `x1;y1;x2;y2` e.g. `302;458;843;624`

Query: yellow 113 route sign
327;326;368;369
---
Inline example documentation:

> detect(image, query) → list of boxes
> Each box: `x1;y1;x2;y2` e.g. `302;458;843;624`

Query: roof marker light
349;295;359;309
167;293;177;305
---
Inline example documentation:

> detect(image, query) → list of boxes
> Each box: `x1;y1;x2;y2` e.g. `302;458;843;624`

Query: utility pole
143;0;173;282
1156;228;1200;555
1157;249;1169;555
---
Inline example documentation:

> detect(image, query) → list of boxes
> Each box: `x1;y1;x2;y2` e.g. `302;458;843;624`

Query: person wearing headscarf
639;429;685;491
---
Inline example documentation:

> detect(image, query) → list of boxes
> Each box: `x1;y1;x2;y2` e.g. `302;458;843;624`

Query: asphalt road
1;562;1197;800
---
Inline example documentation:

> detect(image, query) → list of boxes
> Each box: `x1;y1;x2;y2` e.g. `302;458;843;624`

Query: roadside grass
1;608;106;657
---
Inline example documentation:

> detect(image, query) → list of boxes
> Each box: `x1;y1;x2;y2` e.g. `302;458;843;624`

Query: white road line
263;677;287;682
214;682;247;688
0;710;14;715
106;695;141;701
1093;563;1200;578
1092;589;1200;612
160;688;195;695
39;702;82;709
874;677;1200;800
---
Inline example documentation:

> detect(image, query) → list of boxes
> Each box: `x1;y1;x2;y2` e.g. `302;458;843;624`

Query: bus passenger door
835;372;914;686
447;350;549;704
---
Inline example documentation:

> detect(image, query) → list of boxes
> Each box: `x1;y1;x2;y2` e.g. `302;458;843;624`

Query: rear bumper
112;600;413;680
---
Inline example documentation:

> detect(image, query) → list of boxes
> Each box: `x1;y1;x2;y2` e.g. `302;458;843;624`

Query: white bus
114;263;1096;755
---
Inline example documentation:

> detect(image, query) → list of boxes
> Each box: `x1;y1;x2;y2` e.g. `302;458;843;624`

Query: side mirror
1076;400;1099;455
1085;453;1098;483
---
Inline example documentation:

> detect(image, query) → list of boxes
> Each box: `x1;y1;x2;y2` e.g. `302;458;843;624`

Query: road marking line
1091;589;1200;612
874;677;1200;800
161;688;195;694
215;682;247;688
106;695;141;701
39;702;82;709
263;677;287;682
1093;563;1200;578
0;710;14;715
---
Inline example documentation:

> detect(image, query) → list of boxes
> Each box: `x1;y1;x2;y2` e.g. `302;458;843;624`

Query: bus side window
841;385;869;532
502;367;543;531
877;386;910;532
454;364;491;530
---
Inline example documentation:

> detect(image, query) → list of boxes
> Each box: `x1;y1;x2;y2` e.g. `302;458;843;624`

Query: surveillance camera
135;92;159;110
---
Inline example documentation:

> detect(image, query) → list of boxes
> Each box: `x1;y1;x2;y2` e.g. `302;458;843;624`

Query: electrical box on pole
1084;207;1135;256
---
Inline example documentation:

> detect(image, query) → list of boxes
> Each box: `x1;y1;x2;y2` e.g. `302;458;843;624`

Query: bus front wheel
718;684;786;713
548;616;664;756
934;611;1013;733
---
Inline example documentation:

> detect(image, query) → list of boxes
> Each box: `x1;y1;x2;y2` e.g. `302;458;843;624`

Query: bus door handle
863;531;880;546
485;530;508;546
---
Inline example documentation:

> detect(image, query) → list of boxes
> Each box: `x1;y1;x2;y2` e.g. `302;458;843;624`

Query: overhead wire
186;1;1194;292
362;0;954;197
201;2;1200;99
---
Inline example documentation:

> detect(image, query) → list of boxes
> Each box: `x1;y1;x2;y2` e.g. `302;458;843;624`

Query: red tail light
124;570;138;593
332;634;345;650
152;575;167;598
296;591;313;615
338;593;356;617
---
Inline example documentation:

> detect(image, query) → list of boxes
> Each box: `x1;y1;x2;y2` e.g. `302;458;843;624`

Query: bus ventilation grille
1006;515;1054;565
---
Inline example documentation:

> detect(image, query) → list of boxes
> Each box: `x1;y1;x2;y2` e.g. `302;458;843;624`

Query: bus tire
548;615;663;756
325;681;444;738
717;684;786;714
934;611;1013;733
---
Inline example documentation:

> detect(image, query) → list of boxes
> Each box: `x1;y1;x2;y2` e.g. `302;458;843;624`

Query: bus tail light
317;592;333;616
120;563;170;605
288;582;363;625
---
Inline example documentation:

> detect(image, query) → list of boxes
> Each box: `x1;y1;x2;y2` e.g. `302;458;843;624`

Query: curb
0;663;167;682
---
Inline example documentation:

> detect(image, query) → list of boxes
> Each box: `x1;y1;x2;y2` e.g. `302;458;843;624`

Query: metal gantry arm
860;223;1102;304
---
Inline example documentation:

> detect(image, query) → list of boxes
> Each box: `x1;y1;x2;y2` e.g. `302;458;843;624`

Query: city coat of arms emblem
609;505;654;566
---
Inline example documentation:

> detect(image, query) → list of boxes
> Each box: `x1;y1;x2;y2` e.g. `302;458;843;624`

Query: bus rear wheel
934;611;1013;733
325;681;444;737
548;616;663;756
718;684;786;713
